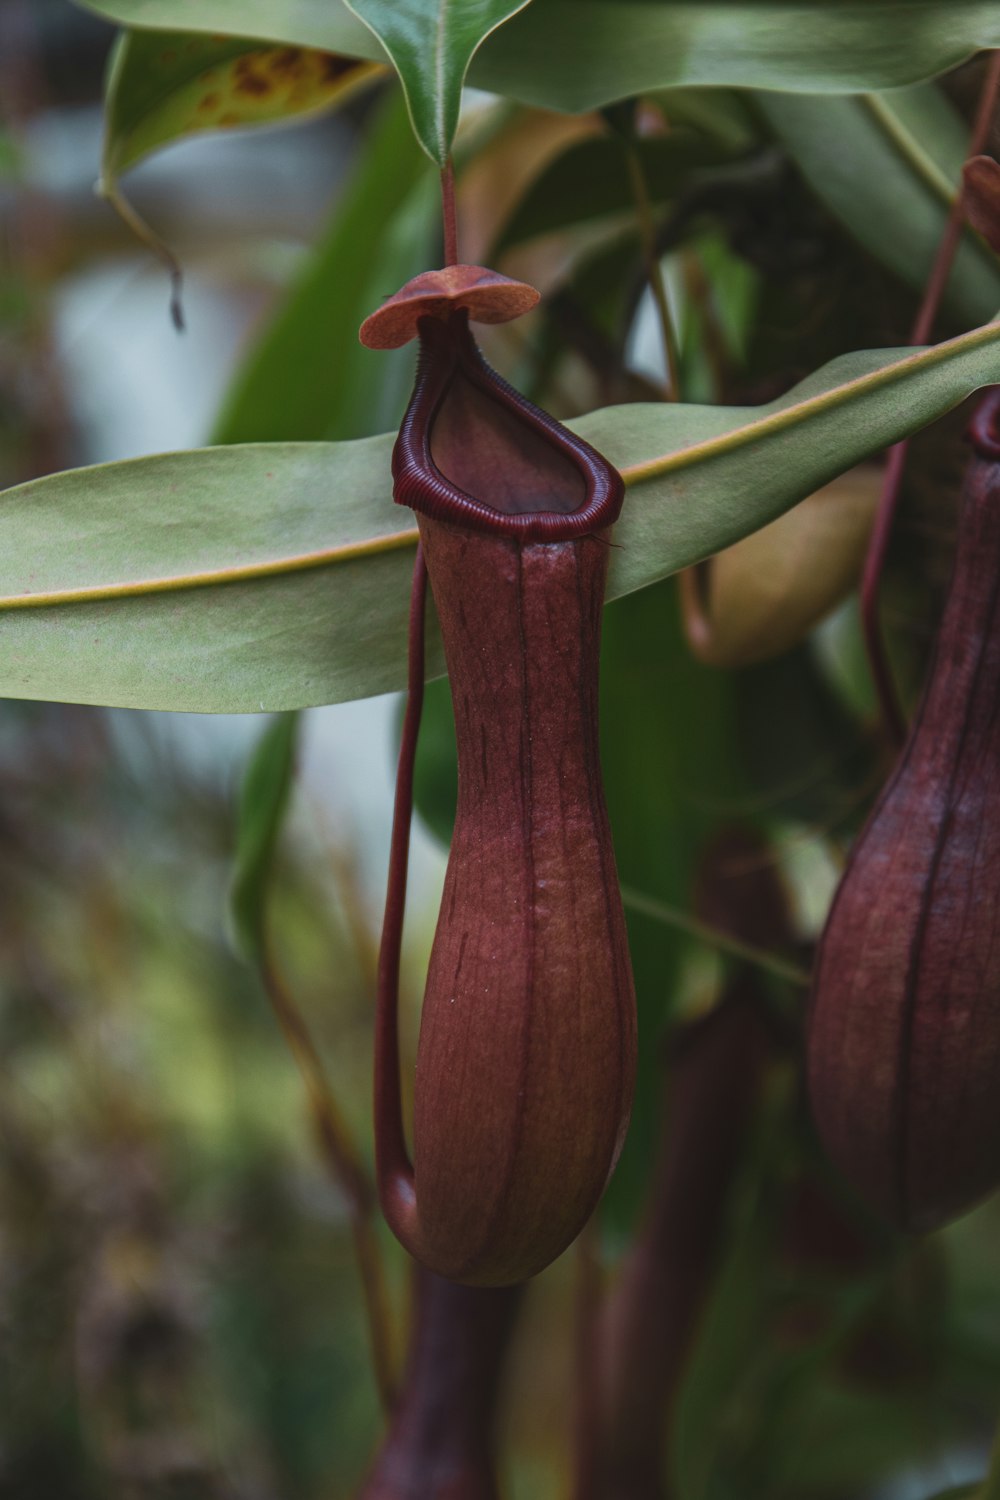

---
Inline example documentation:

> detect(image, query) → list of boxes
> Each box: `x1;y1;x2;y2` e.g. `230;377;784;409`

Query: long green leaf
74;1;1000;107
230;712;299;965
757;86;1000;330
342;0;531;164
0;323;997;713
212;89;435;445
79;0;381;60
478;2;1000;107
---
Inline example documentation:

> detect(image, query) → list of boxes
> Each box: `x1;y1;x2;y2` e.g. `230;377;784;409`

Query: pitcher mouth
391;313;624;542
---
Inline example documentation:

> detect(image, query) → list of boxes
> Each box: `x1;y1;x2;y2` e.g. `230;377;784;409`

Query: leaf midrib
1;317;995;613
0;528;418;612
623;318;1000;486
433;0;450;161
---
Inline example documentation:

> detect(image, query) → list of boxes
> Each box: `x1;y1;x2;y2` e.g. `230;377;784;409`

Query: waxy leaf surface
0;324;997;713
342;0;532;164
75;1;1000;108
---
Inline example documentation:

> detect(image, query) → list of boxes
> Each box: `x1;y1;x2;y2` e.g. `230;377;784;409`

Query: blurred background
1;3;446;1494
2;3;1000;1497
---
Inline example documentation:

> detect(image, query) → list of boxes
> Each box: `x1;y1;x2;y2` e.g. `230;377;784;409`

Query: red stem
572;1222;604;1500
374;546;427;1228
441;160;459;267
859;442;910;747
861;50;1000;747
360;1271;521;1498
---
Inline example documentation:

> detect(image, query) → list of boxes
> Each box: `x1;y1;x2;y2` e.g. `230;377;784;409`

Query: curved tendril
374;545;427;1237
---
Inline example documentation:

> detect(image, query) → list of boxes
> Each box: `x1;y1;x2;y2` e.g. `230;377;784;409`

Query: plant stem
623;137;681;400
441;159;459;267
359;1272;522;1498
571;1220;603;1500
259;953;397;1413
373;545;427;1231
861;49;1000;748
860;439;910;747
680;247;729;400
620;883;810;988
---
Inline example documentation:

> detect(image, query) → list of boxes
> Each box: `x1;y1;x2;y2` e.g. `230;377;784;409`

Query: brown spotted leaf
101;26;383;185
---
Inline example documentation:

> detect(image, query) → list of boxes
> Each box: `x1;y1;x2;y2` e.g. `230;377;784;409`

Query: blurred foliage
2;2;1000;1497
0;704;385;1498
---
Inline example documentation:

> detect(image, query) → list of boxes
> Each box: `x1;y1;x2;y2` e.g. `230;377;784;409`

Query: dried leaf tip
359;265;540;349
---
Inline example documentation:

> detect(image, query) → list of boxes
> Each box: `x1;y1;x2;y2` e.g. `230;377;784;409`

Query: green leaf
493;131;738;255
73;1;1000;109
476;2;1000;108
0;323;997;713
756;86;1000;331
77;0;382;60
212;89;436;445
100;27;382;186
599;578;747;1229
342;0;532;165
230;712;299;964
411;676;459;849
